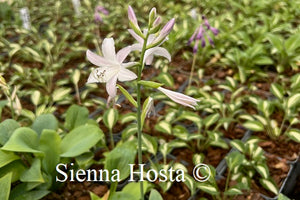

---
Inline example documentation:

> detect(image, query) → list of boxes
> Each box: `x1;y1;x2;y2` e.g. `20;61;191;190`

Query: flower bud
210;27;219;36
128;6;138;26
150;18;175;46
94;12;103;23
148;7;157;26
96;6;109;15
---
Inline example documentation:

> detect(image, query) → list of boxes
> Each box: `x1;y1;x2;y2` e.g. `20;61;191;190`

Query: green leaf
103;109;119;131
286;129;300;143
203;113;219;128
155;121;172;134
105;141;136;180
12;190;50;200
64;105;89;130
224;187;243;196
117;84;137;107
260;178;278;195
285;34;300;53
267;34;283;52
142;134;157;155
0;160;26;183
0;149;20;168
52;87;71;102
121;124;137;140
226;151;245;170
141;97;154;127
270;83;284;100
155;73;174;87
0;119;20;145
197;183;219;195
255;164;269;179
89;192;101;200
230;140;245;153
120;113;136;124
287;93;300;109
31;114;58;136
138;80;164;88
243;121;264;132
253;56;273;65
2;127;41;153
278;193;291;200
60;125;104;157
0;173;12;200
39;130;61;174
20;158;44;183
149;189;163;200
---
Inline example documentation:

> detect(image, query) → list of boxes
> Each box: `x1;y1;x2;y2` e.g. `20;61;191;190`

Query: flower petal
128;29;143;44
144;47;171;65
158;87;200;109
122;62;138;68
118;68;137;82
145;55;154;65
131;43;143;51
87;66;120;83
86;50;115;67
106;75;118;97
102;38;117;61
117;46;132;63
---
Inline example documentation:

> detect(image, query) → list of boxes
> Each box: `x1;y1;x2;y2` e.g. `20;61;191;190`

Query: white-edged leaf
287;93;300;109
260;178;278;195
287;129;300;143
255;164;269;179
243;121;264;131
270;83;284;100
155;121;172;134
103;108;118;131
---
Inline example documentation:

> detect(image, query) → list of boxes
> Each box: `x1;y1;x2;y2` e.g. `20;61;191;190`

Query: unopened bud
148;7;157;26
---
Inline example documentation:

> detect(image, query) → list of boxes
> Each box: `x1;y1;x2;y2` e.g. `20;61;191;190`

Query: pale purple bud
196;25;204;40
96;6;109;15
208;35;215;47
193;40;199;54
210;27;219;36
159;18;175;38
94;13;103;23
128;6;138;25
204;19;210;29
201;37;206;48
153;16;161;27
187;27;199;46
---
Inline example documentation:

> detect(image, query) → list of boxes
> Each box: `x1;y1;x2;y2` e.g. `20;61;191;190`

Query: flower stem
136;31;150;200
109;128;114;149
188;54;197;89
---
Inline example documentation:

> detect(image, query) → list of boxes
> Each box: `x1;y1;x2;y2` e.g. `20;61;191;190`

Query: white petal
145;55;154;65
118;68;137;81
102;38;117;61
131;43;143;51
128;29;143;43
144;47;171;65
87;67;120;83
117;46;132;63
86;50;115;67
122;62;138;68
158;87;199;109
106;75;118;97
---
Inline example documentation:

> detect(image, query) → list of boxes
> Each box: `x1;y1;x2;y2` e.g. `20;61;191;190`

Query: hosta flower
188;15;219;53
86;38;137;105
129;29;171;65
94;5;109;23
158;87;200;109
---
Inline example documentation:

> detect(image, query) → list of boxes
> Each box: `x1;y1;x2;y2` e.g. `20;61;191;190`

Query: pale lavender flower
94;13;103;23
157;87;200;109
128;6;138;26
153;16;162;28
86;38;137;105
129;29;171;65
188;15;218;53
96;6;109;15
152;18;175;45
94;5;109;24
